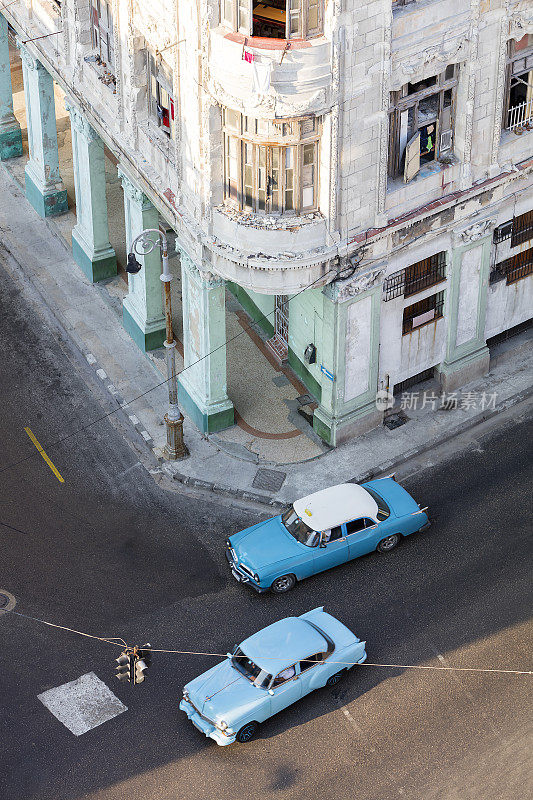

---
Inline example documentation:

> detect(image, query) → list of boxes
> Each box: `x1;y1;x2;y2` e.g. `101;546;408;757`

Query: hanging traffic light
134;643;152;684
115;651;133;682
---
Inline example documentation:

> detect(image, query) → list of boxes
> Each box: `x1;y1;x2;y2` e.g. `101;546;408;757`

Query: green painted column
119;169;165;351
66;100;116;282
18;43;67;217
0;14;22;159
178;251;234;433
313;270;383;446
438;222;493;392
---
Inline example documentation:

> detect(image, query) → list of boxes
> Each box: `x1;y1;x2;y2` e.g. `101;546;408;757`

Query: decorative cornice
325;265;386;303
508;9;533;41
391;34;471;88
456;218;496;243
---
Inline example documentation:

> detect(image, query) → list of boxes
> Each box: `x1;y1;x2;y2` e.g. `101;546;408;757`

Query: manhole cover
0;593;8;609
252;468;287;493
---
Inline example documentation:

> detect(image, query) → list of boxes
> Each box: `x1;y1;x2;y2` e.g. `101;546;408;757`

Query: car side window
322;525;343;543
345;518;366;535
272;664;297;686
299;653;324;673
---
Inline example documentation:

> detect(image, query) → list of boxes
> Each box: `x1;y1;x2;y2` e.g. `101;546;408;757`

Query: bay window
223;111;319;215
221;0;322;40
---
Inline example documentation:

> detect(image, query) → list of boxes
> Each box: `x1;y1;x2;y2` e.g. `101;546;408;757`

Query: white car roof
293;483;378;532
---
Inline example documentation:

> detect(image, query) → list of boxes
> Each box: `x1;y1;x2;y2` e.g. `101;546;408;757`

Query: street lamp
127;229;188;460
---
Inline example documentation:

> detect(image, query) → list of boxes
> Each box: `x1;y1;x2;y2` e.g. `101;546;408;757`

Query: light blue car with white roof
226;478;429;593
179;607;366;745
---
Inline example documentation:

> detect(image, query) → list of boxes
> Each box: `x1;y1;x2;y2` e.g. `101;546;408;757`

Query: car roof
293;483;378;531
240;617;328;675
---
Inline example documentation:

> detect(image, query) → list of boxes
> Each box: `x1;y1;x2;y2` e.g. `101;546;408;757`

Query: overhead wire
6;609;532;676
0;264;339;478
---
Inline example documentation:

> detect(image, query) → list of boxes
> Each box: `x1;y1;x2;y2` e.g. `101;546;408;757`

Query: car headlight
254;573;260;583
182;689;189;701
225;539;231;548
218;719;228;730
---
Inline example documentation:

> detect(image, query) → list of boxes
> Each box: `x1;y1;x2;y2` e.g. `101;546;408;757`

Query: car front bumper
225;548;268;593
179;698;237;746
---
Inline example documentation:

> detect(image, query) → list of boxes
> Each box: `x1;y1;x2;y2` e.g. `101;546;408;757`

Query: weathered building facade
1;0;532;445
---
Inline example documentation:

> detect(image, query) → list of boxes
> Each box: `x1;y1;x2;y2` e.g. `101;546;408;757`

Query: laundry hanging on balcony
251;60;272;95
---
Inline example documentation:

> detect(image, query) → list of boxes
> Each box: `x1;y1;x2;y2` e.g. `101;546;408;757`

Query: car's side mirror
268;689;274;696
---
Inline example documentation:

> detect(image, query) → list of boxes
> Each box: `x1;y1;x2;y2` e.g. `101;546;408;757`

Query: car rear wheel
326;670;346;687
377;533;401;553
236;721;259;743
271;574;296;593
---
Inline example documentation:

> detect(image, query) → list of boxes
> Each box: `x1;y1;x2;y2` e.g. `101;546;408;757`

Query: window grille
402;291;444;335
384;252;446;301
497;247;533;285
510;209;533;248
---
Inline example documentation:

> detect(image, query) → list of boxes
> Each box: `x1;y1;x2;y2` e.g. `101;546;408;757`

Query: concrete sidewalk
1;164;532;509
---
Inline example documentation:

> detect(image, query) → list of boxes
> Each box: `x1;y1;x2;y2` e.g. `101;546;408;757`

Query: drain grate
252;468;287;493
383;412;408;430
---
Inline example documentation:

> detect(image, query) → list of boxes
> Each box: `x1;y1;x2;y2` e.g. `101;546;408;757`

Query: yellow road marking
24;427;64;483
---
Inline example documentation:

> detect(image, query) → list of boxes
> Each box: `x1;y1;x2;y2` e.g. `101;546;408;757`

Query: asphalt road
0;257;532;800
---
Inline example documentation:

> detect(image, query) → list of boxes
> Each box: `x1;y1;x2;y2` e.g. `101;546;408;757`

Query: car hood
364;478;419;516
184;658;265;726
229;517;304;571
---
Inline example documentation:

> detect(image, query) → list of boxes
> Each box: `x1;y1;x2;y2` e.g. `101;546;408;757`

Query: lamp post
127;229;188;460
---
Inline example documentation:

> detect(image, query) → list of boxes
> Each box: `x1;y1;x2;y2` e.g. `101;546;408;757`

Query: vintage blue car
226;478;429;593
179;607;366;745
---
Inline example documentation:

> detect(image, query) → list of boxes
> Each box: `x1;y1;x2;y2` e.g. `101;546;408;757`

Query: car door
312;525;350;574
298;654;326;696
268;665;302;716
346;518;380;559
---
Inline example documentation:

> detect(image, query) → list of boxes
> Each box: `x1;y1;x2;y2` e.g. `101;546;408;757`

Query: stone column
178;250;234;433
18;43;67;217
66;99;116;282
0;14;22;159
314;268;383;446
438;220;493;392
119;168;165;351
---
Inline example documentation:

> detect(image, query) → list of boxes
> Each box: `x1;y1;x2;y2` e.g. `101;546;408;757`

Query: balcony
209;25;332;117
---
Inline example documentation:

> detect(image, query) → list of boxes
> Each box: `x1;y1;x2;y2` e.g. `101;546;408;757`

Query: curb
168;384;532;509
83;352;155;449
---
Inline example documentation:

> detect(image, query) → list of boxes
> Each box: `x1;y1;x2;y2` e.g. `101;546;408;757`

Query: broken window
388;67;458;182
223;111;319;214
222;0;322;40
504;35;533;133
402;291;444;335
90;0;114;72
147;54;176;139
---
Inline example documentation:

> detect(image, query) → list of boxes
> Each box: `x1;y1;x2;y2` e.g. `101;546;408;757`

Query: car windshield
281;507;319;546
231;648;271;688
364;487;390;521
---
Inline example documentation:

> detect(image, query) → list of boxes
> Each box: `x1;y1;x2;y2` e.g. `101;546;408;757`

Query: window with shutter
510;209;533;248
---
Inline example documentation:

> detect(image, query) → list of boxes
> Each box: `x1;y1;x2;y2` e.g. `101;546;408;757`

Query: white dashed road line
38;672;127;736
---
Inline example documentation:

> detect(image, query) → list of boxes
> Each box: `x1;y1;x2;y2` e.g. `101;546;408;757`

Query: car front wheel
236;721;259;743
377;533;401;553
271;574;296;594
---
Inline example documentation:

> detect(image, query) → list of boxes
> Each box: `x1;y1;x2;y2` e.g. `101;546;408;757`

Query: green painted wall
288;288;324;401
227;282;275;337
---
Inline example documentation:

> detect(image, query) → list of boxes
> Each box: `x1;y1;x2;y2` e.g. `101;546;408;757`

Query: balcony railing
507;100;533;132
384;253;446;301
